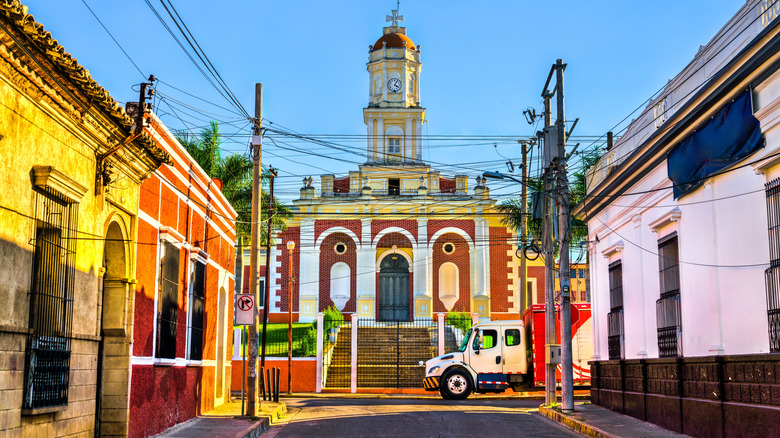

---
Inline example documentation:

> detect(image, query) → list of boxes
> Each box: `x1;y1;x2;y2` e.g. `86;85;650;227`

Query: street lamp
286;240;295;395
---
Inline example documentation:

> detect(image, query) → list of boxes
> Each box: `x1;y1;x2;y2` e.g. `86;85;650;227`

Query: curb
538;405;617;438
283;392;590;401
239;402;288;438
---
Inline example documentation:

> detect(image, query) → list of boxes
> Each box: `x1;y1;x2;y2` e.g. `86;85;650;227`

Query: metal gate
357;318;437;388
378;255;410;321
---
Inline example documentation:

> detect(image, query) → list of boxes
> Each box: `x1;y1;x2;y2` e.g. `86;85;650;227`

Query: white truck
422;320;530;400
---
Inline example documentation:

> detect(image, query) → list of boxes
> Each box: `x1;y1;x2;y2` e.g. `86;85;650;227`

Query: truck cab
422;320;529;400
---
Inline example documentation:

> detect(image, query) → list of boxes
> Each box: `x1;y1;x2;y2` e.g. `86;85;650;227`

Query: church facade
266;12;523;322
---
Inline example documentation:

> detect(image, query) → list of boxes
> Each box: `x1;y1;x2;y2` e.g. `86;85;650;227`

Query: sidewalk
155;400;286;438
540;403;689;438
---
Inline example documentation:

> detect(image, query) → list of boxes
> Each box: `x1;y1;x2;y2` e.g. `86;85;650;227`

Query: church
266;10;524;322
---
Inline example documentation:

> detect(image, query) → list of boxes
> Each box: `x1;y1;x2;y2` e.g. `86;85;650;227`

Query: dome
373;32;416;51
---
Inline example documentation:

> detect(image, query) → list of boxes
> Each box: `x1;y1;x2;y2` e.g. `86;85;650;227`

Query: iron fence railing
356;318;437;388
656;293;682;358
322;317;350;388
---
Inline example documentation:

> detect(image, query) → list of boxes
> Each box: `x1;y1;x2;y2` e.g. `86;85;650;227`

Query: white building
574;1;780;435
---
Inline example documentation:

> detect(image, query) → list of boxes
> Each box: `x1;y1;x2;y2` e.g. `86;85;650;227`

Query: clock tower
363;8;426;164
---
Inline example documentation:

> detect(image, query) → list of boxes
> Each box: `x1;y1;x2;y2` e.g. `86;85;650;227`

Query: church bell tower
363;8;426;164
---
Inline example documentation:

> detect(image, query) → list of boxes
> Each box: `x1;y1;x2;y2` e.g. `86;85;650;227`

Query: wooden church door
378;254;410;321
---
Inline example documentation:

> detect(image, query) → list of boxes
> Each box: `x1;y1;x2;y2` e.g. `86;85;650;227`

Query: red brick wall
372;220;418;241
315;220;361;245
489;227;513;313
427;220;475;241
376;232;413;248
431;233;470;313
318;232;357;313
529;265;546;304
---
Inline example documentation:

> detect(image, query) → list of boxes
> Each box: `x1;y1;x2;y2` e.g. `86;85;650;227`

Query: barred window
24;190;77;410
656;233;682;358
607;260;624;360
187;261;205;360
156;241;180;359
764;178;780;352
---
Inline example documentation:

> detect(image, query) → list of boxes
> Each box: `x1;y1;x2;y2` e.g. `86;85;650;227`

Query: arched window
330;262;351;311
407;73;415;95
385;126;404;157
439;262;459;310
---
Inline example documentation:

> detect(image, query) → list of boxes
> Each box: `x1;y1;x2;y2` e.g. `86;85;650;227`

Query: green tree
176;121;290;244
495;148;603;246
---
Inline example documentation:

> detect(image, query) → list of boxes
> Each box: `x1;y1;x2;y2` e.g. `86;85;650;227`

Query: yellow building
265;10;522;323
0;3;169;436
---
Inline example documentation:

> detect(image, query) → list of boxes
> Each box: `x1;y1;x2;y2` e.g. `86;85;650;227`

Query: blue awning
667;90;764;199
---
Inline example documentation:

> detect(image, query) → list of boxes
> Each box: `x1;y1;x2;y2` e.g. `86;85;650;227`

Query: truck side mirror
473;329;482;353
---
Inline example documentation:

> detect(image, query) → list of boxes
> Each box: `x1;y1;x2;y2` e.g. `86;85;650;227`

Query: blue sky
24;1;740;200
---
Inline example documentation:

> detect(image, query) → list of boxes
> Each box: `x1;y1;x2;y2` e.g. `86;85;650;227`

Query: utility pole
261;168;277;370
286;240;295;395
247;83;263;416
519;139;529;312
555;59;575;413
541;86;556;407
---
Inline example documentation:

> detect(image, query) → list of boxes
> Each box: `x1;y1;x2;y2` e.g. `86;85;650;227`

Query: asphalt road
262;397;579;437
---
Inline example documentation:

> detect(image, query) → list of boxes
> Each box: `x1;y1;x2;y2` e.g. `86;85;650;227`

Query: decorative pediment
601;241;624;258
32;165;87;203
648;208;682;232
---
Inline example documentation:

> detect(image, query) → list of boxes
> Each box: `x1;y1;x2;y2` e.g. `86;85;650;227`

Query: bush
313;305;344;347
446;311;472;335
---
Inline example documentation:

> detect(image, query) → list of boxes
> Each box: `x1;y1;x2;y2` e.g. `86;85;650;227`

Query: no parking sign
234;294;255;325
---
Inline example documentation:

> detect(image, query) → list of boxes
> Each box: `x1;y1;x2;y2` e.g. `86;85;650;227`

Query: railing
607;309;624;360
656;293;682;358
765;178;780;352
356;318;438;388
322;317;350;388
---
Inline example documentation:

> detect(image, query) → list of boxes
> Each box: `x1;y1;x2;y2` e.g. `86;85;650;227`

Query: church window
408;73;415;95
388;137;401;154
442;242;455;254
330;262;351;311
334;242;347;255
439;262;459;311
388;178;400;195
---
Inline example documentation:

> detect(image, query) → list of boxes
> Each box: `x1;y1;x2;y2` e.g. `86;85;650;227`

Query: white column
589;241;601;360
357;218;374;296
350;313;358;393
414;218;429;297
416;118;423;161
382;62;388;102
376;119;384;161
366;119;374;162
437;313;445;355
405;118;413;161
316;312;324;393
298;219;318;321
473;217;490;296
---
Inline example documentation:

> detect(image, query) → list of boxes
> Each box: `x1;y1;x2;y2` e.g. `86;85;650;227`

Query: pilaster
298;219;318;322
414;218;431;318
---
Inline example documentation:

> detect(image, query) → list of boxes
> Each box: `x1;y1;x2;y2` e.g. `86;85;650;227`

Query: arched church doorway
378;254;410;321
95;221;132;437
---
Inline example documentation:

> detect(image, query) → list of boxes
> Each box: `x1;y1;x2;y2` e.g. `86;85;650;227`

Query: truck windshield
458;328;472;352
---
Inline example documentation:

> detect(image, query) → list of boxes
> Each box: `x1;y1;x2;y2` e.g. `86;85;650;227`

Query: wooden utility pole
555;59;575;413
247;83;263;416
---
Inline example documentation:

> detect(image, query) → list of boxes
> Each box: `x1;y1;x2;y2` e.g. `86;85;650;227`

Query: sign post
235;293;254;415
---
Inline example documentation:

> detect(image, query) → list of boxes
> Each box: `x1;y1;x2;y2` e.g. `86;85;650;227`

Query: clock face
387;78;402;93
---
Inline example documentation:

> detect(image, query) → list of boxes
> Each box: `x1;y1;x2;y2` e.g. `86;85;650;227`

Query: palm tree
176;121;290;245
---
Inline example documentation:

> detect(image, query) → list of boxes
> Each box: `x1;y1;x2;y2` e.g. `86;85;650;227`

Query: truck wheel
440;368;472;400
439;387;451;400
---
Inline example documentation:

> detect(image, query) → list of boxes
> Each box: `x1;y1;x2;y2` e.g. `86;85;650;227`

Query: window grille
23;190;77;410
764;178;780;352
656;234;682;357
607;261;624;360
188;261;205;360
156;241;180;359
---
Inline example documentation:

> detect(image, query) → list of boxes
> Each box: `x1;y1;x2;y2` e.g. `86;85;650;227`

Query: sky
22;0;741;202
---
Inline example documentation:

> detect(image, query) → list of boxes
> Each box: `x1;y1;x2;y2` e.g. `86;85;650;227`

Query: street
262;398;579;437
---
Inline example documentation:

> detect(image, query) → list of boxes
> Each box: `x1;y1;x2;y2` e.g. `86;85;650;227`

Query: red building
130;112;237;437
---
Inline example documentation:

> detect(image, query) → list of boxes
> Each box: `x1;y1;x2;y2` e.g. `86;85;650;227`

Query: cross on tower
386;9;403;28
